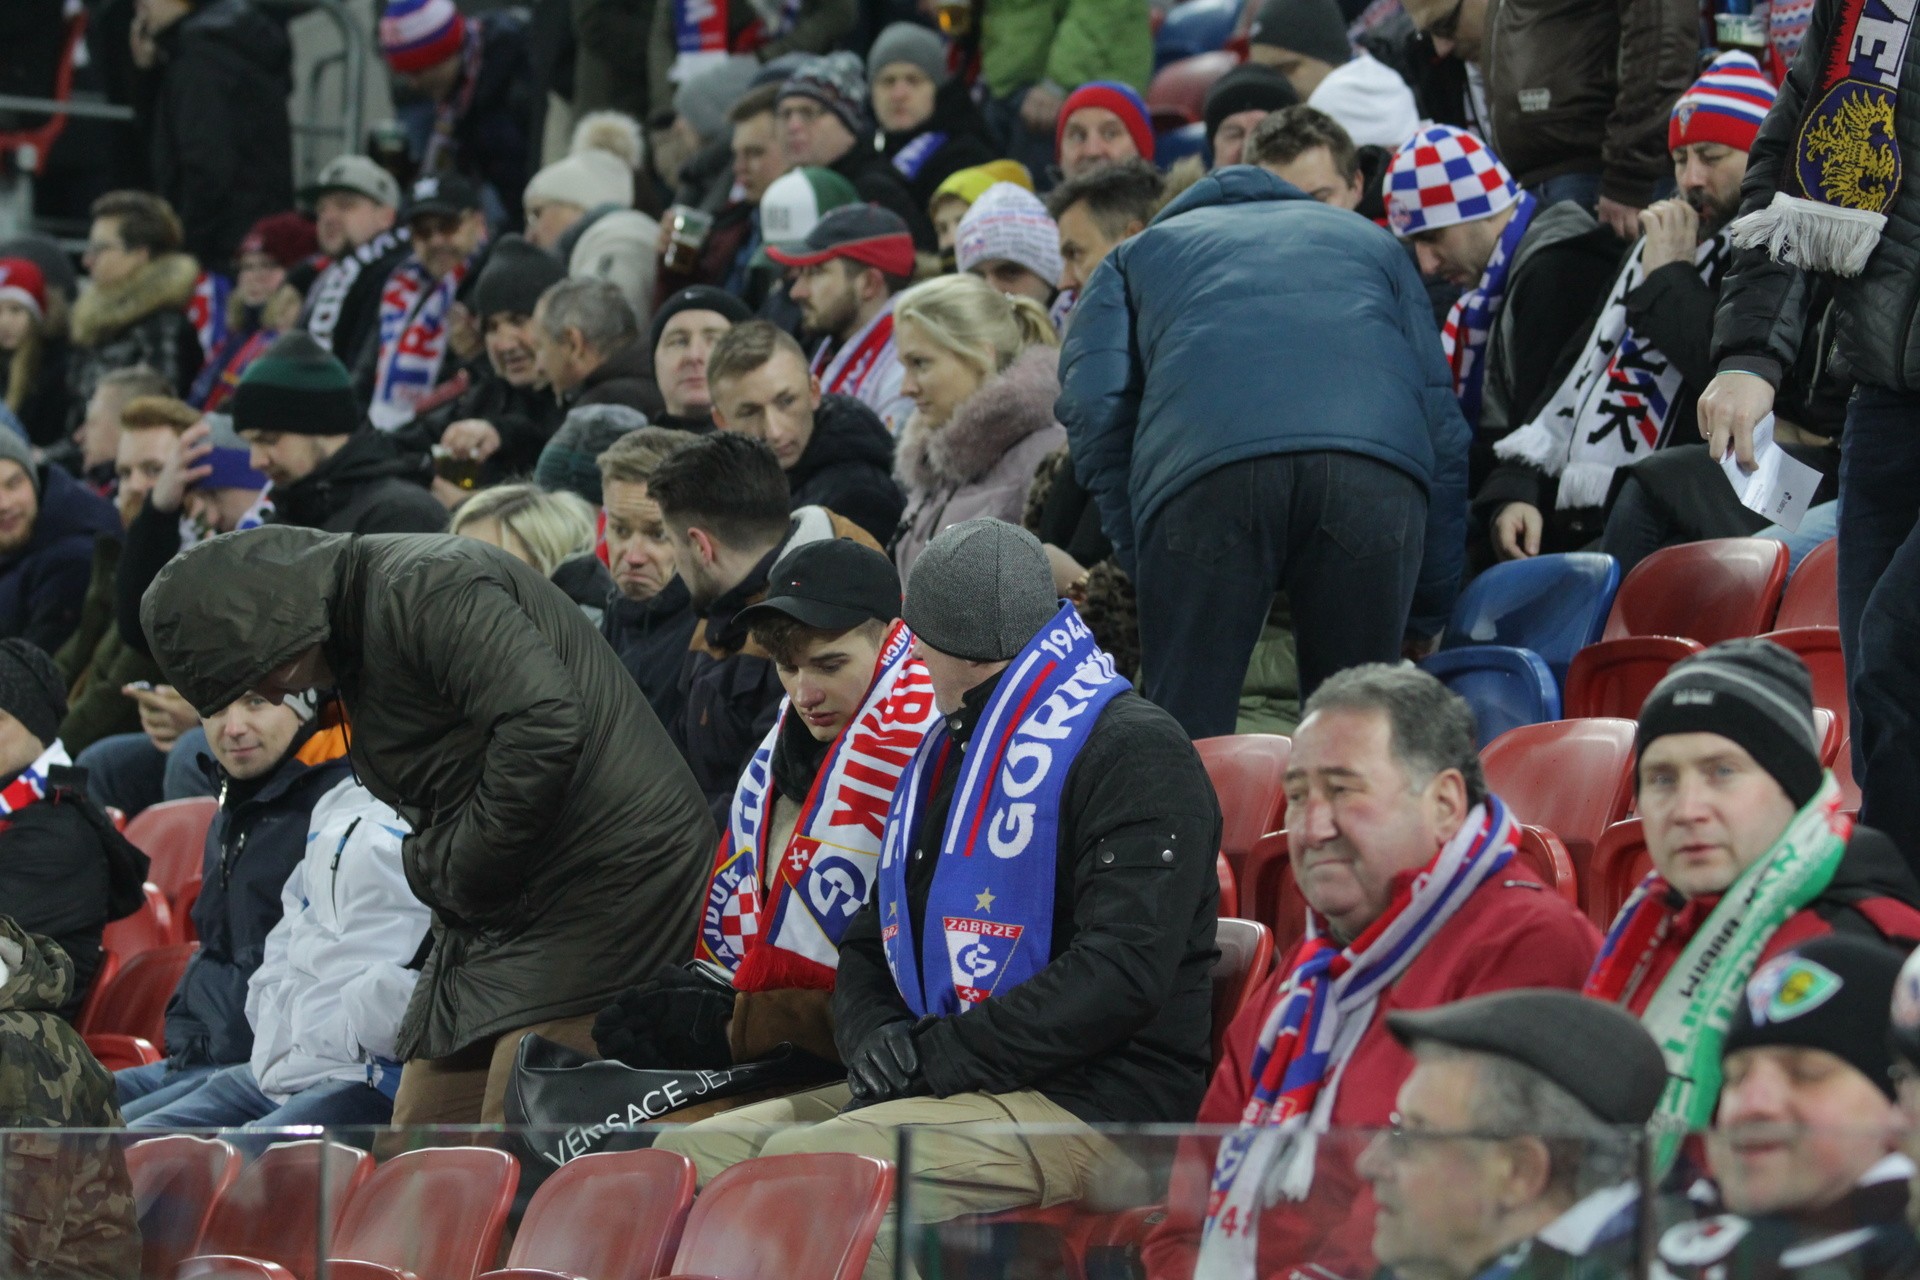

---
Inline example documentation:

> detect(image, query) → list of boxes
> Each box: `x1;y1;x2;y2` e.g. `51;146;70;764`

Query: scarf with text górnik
878;602;1127;1017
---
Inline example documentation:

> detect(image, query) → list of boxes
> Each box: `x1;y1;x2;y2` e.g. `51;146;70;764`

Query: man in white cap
297;155;410;365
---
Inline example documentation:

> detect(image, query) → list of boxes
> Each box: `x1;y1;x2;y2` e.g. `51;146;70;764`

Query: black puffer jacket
1713;1;1920;393
787;395;903;544
142;0;293;267
603;577;698;731
402;361;562;485
268;430;449;535
833;679;1222;1125
141;528;718;1059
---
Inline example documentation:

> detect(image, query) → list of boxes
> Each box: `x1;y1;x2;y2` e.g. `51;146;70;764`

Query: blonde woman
891;274;1065;574
450;483;613;621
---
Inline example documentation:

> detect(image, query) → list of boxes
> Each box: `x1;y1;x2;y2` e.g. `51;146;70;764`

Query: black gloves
844;1020;929;1107
591;966;736;1070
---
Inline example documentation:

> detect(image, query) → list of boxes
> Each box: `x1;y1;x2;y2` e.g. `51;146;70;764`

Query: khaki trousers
389;1014;600;1126
655;1083;1131;1280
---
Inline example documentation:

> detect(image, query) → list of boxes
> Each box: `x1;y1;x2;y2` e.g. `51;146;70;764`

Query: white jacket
1309;51;1423;150
246;779;429;1101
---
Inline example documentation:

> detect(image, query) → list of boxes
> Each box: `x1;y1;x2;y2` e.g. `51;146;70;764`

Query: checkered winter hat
956;183;1063;288
1669;50;1778;153
379;0;466;74
779;52;873;138
1384;124;1519;238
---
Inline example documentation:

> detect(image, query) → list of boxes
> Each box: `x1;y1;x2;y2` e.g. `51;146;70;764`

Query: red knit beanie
1056;81;1156;164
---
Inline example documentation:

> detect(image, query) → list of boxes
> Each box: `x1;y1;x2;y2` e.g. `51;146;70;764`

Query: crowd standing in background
10;0;1920;1276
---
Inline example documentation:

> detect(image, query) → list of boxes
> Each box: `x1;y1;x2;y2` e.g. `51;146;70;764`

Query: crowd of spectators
6;0;1920;1277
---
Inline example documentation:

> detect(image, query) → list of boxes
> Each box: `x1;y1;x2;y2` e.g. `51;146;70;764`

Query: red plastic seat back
82;1031;160;1070
197;1141;374;1280
1563;637;1704;719
671;1154;894;1280
1774;538;1839;630
1481;719;1636;896
126;1135;241;1280
79;942;195;1039
331;1148;519;1280
500;1149;696;1280
125;797;219;904
1601;538;1788;643
1211;918;1274;1066
1765;626;1847;740
102;883;174;963
1216;854;1238;917
1241;832;1308;958
1146;50;1238;125
1813;707;1840;766
1196;734;1290;886
1513;826;1579;907
1588;819;1652;927
1837;735;1861;810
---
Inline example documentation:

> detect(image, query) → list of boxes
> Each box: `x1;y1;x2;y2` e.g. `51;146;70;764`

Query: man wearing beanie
231;332;446;535
1386;124;1624;500
776;53;936;250
956;182;1063;308
649;285;754;433
1201;64;1299;169
658;518;1220;1280
0;637;148;1022
0;410;119;656
1482;51;1783;562
1248;0;1417;149
1587;640;1920;1149
1056;81;1154;181
1658;936;1920;1278
400;235;564;493
868;23;997;218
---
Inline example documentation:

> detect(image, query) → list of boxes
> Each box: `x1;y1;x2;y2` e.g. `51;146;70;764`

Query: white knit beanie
955;182;1063;288
524;112;641;211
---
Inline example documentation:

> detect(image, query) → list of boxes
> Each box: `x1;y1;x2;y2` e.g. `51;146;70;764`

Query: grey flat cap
1386;989;1669;1126
903;519;1058;662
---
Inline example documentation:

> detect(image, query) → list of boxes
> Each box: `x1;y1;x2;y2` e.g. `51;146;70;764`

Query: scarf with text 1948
696;619;940;992
878;601;1129;1018
369;256;469;431
1195;796;1520;1277
0;741;69;819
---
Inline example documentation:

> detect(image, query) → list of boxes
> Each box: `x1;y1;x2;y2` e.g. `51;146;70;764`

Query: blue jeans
126;1063;394;1136
116;1061;220;1121
75;727;216;817
1837;387;1920;864
1758;499;1840;576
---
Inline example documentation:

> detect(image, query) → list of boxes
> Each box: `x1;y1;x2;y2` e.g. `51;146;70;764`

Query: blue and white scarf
0;740;69;817
1440;191;1538;431
892;132;948;181
878;602;1128;1017
369;257;468;431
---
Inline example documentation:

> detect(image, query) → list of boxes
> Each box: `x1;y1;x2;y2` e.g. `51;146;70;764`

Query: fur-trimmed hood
896;345;1062;492
70;252;201;349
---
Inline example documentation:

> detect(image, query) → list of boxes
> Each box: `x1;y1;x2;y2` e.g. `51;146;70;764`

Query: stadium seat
1155;0;1239;65
1146;51;1237;126
76;950;120;1029
102;882;174;963
1774;537;1838;629
1837;734;1861;810
1563;636;1704;719
1599;538;1790;643
1211;918;1274;1064
318;1147;519;1280
183;1141;376;1280
480;1149;697;1280
125;797;218;908
1440;552;1620;681
174;879;203;944
1195;734;1290;895
126;1135;241;1280
1420;647;1561;747
79;942;195;1041
1814;707;1840;766
664;1153;894;1280
1217;854;1238;916
83;1031;160;1070
107;805;129;831
1587;819;1651;926
1481;719;1636;900
1764;626;1846;739
1514;826;1579;907
1241;832;1307;958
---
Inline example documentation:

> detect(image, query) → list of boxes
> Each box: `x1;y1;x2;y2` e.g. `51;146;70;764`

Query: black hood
789;394;895;489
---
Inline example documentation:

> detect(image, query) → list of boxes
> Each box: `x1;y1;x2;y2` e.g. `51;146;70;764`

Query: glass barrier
4;1119;1914;1280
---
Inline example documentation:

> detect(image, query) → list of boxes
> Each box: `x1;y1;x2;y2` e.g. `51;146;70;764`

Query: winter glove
591;967;736;1070
843;1020;928;1107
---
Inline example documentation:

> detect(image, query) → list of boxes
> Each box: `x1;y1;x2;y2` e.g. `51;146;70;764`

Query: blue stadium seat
1441;553;1620;682
1154;121;1209;171
1156;0;1240;67
1420;647;1562;749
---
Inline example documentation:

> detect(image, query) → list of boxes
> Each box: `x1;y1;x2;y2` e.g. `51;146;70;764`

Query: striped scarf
1441;192;1536;431
0;741;68;817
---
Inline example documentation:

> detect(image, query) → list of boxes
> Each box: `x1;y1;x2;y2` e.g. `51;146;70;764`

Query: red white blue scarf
1440;191;1536;431
696;621;939;993
813;310;895;401
189;272;232;360
879;602;1128;1017
0;741;68;818
670;0;801;83
1197;798;1518;1273
370;257;468;430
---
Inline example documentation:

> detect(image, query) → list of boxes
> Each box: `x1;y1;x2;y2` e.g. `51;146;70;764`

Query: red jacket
1143;865;1601;1280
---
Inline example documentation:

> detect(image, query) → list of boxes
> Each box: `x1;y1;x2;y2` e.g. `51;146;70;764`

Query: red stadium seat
318;1148;519;1280
1813;707;1840;766
1774;538;1838;630
174;879;203;944
1588;819;1652;927
1241;832;1307;958
1837;734;1861;810
83;1031;160;1069
1481;719;1636;903
103;883;174;963
126;797;218;908
1146;50;1238;126
1563;636;1704;719
107;805;129;832
126;1136;241;1280
185;1141;375;1280
480;1150;696;1280
666;1154;894;1280
1600;538;1790;643
1212;918;1274;1065
79;942;195;1041
1765;626;1846;740
1217;854;1238;916
1196;734;1290;901
1514;825;1579;907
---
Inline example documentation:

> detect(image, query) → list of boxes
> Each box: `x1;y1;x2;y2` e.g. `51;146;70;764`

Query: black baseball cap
402;173;482;221
740;538;901;633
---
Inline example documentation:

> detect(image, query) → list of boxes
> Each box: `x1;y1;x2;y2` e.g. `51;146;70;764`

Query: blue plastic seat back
1441;553;1620;681
1156;0;1240;66
1420;646;1562;749
1154;121;1209;171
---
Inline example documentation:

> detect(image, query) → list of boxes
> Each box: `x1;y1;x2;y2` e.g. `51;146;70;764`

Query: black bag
504;1033;842;1174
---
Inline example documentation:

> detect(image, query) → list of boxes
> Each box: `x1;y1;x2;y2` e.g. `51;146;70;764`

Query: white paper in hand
1719;414;1820;533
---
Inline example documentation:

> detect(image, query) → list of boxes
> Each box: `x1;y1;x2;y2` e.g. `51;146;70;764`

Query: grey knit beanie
1636;638;1824;807
903;519;1059;662
0;429;39;499
1249;0;1353;67
675;55;763;144
868;23;949;88
534;404;650;505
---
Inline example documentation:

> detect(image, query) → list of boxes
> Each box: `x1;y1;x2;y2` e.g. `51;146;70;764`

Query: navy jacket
0;465;121;655
1056;166;1471;634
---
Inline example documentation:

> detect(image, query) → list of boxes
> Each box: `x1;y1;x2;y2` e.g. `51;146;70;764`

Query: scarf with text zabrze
669;0;802;83
1494;230;1729;511
696;620;940;992
1441;191;1537;431
879;602;1127;1017
369;257;468;430
0;741;68;819
1196;797;1519;1276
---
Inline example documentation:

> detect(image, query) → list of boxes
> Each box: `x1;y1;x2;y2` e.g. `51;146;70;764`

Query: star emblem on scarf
975;888;996;913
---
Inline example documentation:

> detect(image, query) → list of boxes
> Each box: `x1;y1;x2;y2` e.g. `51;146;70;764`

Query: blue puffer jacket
1056;166;1471;633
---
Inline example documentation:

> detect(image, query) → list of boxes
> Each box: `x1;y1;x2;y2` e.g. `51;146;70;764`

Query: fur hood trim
896;345;1061;491
70;253;201;349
